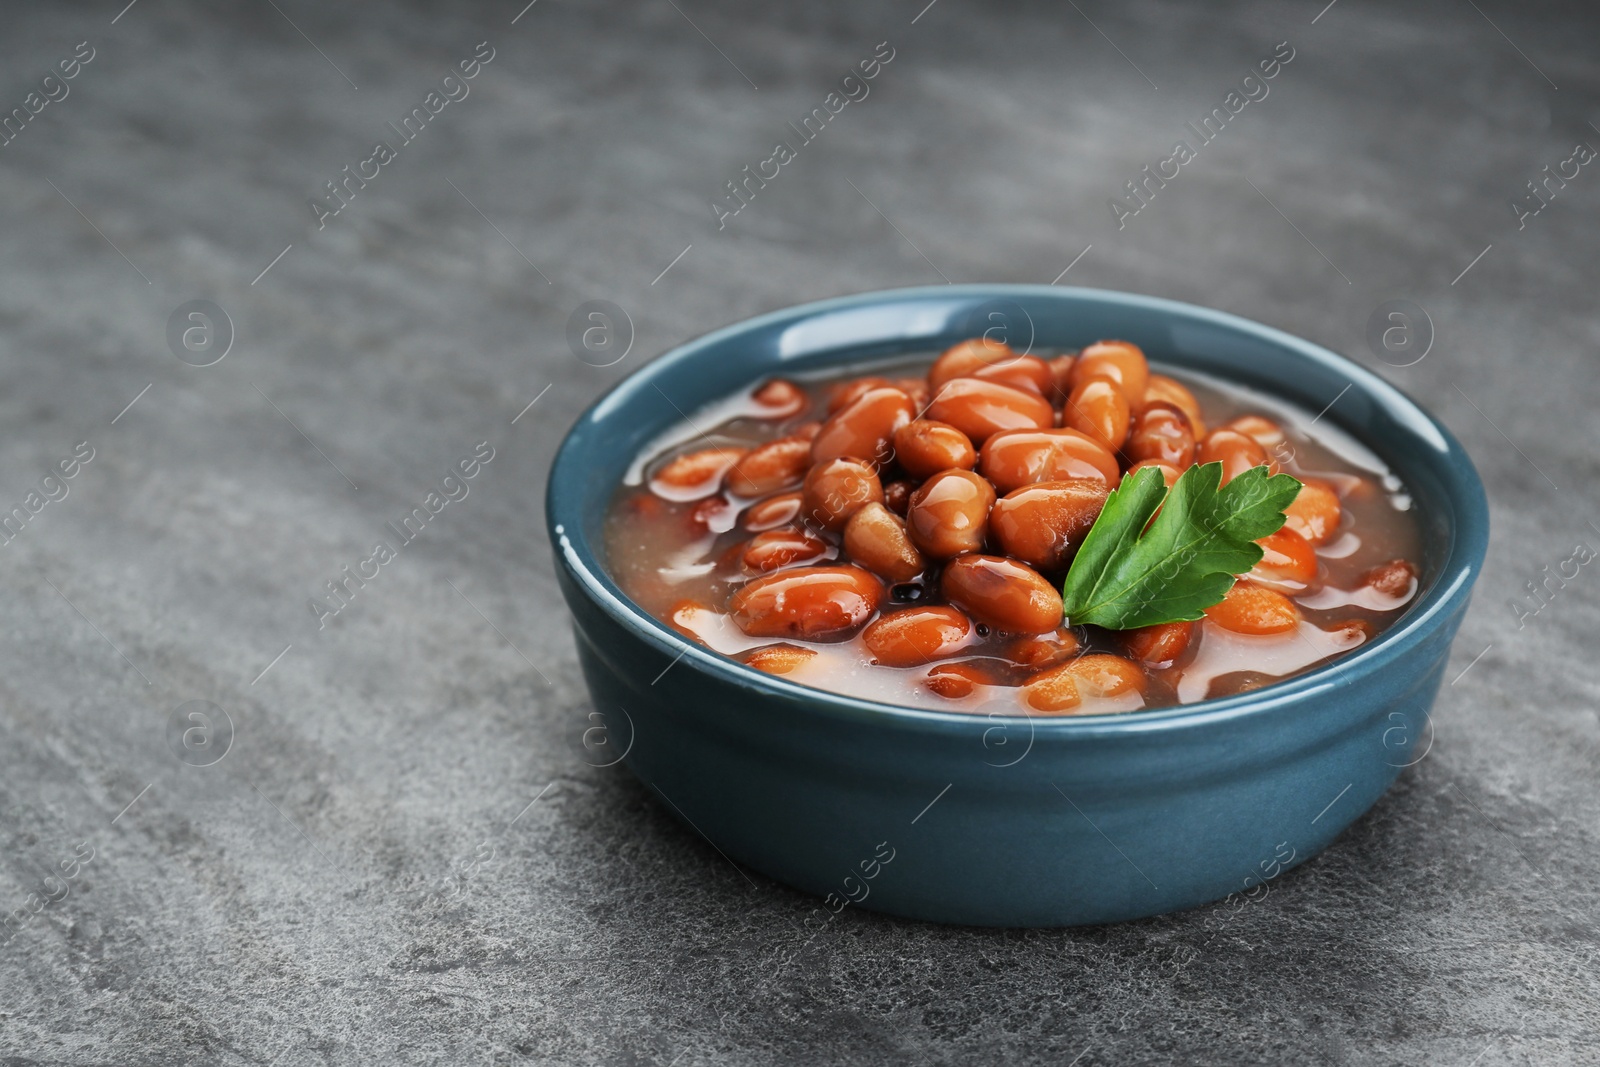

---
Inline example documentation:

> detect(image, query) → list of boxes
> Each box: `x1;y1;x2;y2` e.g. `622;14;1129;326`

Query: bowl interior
549;284;1487;727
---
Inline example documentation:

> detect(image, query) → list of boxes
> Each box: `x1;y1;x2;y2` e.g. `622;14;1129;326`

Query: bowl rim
547;283;1489;738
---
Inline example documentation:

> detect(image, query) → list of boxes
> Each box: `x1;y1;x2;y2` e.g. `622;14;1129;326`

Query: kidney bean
1127;458;1182;489
988;480;1109;571
729;565;885;640
811;386;915;467
792;421;823;441
929;338;1016;388
1203;671;1273;700
923;660;1000;699
862;605;974;667
651;446;749;501
1283;479;1342;546
1121;621;1194;666
1203;580;1300;635
1064;378;1132;451
929;338;1052;395
1124;402;1195;468
1221;414;1285;452
742;529;831;573
714;536;751;575
1022;654;1146;713
843;502;926;582
1198;428;1271;485
690;494;738;533
1047;354;1077;404
1143;374;1205;437
940;555;1063;633
751;379;808;418
924;378;1055;444
801;458;884;531
1327;618;1375;643
743;491;802;531
968;355;1054;396
979;428;1121;494
882;478;914;515
906;470;995;559
1073;655;1149;698
1362;559;1419;601
666;599;714;643
892;377;931;410
826;376;893;414
740;643;818;675
1009;627;1081;671
1250;527;1318;588
1022;674;1080;712
726;437;811;497
1071;341;1149;404
893;419;977;479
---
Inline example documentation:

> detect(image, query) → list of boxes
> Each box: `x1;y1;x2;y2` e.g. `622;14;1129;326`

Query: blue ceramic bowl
546;285;1487;927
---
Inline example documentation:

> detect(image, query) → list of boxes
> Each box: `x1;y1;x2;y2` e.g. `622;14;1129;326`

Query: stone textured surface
0;0;1596;1063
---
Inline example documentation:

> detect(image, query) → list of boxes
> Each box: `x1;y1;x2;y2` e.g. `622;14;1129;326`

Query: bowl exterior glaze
547;286;1487;927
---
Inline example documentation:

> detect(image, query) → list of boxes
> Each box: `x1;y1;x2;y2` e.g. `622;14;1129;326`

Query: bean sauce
604;340;1423;715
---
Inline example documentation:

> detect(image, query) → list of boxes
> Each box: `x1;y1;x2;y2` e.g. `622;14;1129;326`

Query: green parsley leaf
1059;462;1303;630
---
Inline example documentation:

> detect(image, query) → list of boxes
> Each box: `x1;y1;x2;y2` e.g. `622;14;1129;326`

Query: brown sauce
603;341;1422;715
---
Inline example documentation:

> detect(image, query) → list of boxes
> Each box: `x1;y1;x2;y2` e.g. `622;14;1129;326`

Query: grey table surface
0;0;1596;1064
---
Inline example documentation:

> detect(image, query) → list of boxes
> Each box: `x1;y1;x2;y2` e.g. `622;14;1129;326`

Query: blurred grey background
0;0;1596;1063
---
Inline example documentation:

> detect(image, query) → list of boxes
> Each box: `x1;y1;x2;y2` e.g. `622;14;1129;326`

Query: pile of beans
610;338;1421;714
